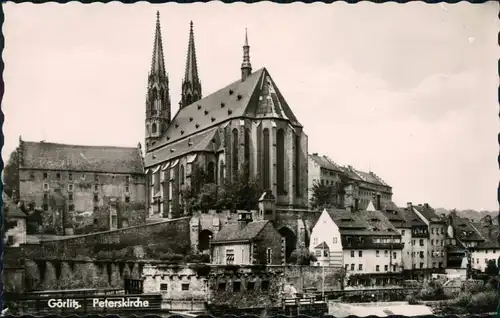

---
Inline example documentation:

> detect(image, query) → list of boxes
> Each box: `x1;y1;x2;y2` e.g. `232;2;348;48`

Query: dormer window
229;89;234;95
197;105;202;110
189;117;193;122
228;109;232;115
204;110;209;115
211;117;216;122
195;124;199;129
221;102;226;108
237;94;242;100
175;124;179;128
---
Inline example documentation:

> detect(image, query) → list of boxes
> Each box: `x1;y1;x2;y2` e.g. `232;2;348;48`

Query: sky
2;2;499;211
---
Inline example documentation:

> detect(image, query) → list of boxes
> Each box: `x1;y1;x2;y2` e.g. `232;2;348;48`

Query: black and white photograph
1;1;499;316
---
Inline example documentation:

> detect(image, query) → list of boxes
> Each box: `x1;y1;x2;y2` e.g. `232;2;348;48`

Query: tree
3;148;19;200
310;182;336;211
181;165;218;213
217;168;262;211
485;259;499;276
288;247;317;265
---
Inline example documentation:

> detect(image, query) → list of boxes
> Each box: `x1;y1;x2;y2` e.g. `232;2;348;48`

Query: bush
405;294;420;305
468;290;498;313
416;281;446;301
288;248;317;265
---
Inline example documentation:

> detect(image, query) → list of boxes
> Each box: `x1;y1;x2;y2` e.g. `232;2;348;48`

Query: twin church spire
145;11;252;150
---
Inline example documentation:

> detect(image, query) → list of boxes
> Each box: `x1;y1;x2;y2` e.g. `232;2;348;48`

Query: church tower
241;28;252;81
179;21;202;109
145;11;171;151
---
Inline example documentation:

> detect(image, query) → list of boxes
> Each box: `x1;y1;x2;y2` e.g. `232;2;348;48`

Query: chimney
237;210;252;230
407;202;413;210
376;193;381;211
312;153;318;156
424;203;429;209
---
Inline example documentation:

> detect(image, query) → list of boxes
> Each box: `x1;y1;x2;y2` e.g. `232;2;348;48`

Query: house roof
308;154;343;172
19;141;144;174
449;213;484;242
3;193;27;218
471;220;500;249
315;242;330;250
398;207;427;227
148;67;301;153
325;208;400;236
413;204;443;223
211;220;270;243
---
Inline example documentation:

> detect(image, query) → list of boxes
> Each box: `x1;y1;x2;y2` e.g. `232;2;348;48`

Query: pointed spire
150;11;166;76
180;21;202;108
183;20;200;85
241;28;252;81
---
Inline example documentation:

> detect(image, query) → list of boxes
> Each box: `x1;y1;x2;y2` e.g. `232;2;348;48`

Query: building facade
310;208;404;287
3;192;27;247
210;211;284;265
17;138;146;235
143;13;309;219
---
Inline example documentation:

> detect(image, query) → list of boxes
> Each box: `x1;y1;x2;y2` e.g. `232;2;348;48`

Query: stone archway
198;229;213;254
279;226;297;261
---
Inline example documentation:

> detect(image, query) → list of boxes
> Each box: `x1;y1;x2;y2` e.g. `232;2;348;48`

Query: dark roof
471;220;500;249
413;204;444;223
145;127;218;166
325;208;399;236
148;68;301;154
211;220;270;243
3;193;27;218
380;209;410;229
449;213;484;242
352;169;389;187
315;242;329;250
398;207;427;227
308;154;343;172
19;141;144;174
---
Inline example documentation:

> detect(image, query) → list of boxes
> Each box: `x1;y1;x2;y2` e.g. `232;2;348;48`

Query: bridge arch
279;226;297;261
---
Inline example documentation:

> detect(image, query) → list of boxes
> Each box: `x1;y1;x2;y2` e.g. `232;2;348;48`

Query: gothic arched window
207;161;215;183
152;123;157;134
295;134;301;197
146;124;150;136
232;128;239;179
186;94;192;106
180;165;185;185
276;128;285;194
263;128;270;190
219;160;225;183
244;128;251;176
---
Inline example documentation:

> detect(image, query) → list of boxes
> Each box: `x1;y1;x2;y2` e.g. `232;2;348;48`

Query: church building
144;12;309;218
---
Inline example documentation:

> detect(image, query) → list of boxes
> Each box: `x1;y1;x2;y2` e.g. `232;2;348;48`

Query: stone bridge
189;209;321;260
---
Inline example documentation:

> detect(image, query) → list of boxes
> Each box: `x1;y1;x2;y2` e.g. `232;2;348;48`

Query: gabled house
309;209;343;267
210;210;284;265
3;192;27;247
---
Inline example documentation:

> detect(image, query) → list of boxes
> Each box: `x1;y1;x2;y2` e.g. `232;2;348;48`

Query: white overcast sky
2;2;499;211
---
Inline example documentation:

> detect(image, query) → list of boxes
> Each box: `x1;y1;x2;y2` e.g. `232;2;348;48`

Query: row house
309;206;404;287
447;213;500;273
17;138;146;235
307;153;392;210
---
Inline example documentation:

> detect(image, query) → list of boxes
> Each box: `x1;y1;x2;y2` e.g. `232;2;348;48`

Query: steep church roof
19;140;144;174
150;11;166;77
145;67;301;164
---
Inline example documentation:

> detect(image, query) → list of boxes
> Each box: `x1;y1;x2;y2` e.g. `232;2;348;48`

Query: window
412;240;415;246
384;265;388;271
181;283;189;291
393;252;397;259
419;251;424;258
43;193;48;201
266;248;272;264
358;251;363;257
233;281;241;293
68;184;74;192
43;183;49;191
125;196;130;203
393;265;396;271
6;235;14;246
126;176;130;183
333;237;338;244
376;250;380;257
439;262;443;268
420;262;424;269
345;264;348;270
431;228;434;234
376;265;380;272
244;128;251;176
152;123;157;134
207;162;215;183
384;250;388;257
350;264;354;271
68;194;73;201
94;194;98;202
402;230;405;236
412;264;416;269
226;249;235;265
218;283;226;291
433;262;436;268
431;240;434;245
125;186;130;193
351;251;355;257
94;206;99;213
295;134;301;197
263;128;270;189
94;174;99;182
419;239;424;246
247;282;255;291
43;172;48;180
180;165;185;185
276;129;285;194
313;237;318;245
160;284;168;291
358;264;363;271
68;173;73;181
68;204;74;212
43;204;48;211
261;281;269;291
29;171;35;180
232;128;239;177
